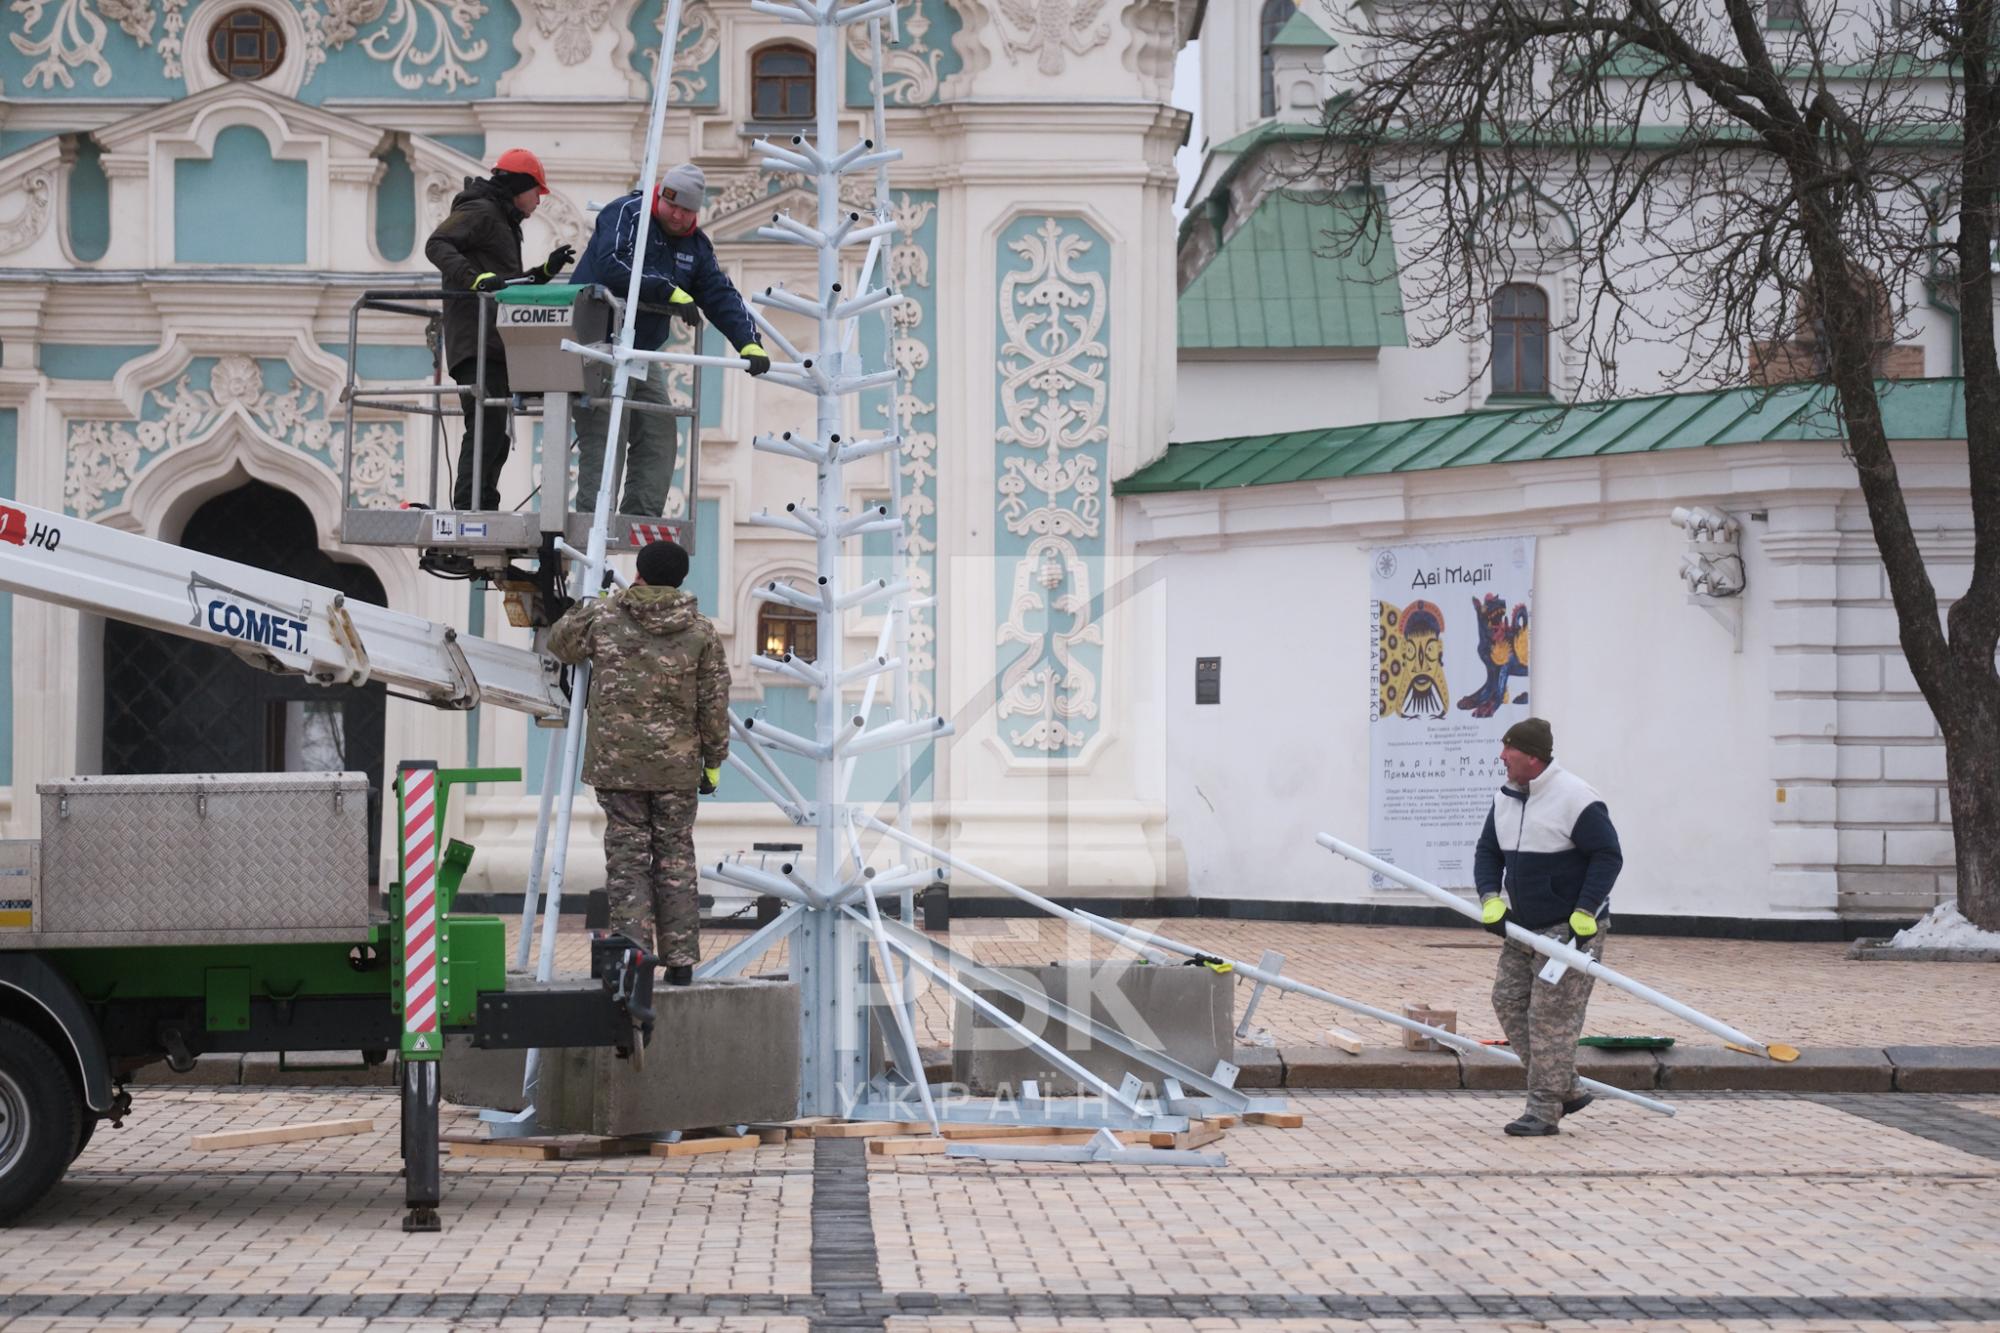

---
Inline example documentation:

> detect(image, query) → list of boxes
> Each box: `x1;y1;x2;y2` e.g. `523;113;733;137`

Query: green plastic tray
1577;1035;1676;1049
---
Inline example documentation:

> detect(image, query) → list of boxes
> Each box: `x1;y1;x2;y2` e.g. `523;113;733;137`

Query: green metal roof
1178;189;1407;351
1270;7;1335;46
1117;378;1967;494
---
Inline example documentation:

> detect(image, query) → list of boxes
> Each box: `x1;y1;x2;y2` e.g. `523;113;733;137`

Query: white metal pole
856;814;1677;1117
1313;834;1798;1062
512;727;566;972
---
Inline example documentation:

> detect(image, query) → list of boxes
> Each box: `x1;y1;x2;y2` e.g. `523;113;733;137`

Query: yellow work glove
667;285;703;326
738;342;771;377
1568;909;1599;938
699;765;721;795
1480;895;1509;937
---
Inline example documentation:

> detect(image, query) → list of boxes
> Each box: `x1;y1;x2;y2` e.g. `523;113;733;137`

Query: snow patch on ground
1888;903;2000;950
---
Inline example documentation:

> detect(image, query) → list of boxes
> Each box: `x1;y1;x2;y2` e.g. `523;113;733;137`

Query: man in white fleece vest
1473;717;1624;1136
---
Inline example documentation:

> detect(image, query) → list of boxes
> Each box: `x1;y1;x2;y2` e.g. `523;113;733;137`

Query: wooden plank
935;1123;1095;1140
869;1131;1100;1157
807;1120;926;1139
754;1127;792;1146
1204;1115;1239;1129
1324;1027;1365;1055
649;1134;759;1158
1148;1124;1227;1150
191;1118;373;1152
438;1134;547;1159
1246;1111;1305;1129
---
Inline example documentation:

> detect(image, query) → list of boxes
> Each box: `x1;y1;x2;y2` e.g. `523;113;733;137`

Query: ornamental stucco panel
840;0;961;105
628;0;719;105
3;0;518;99
61;356;405;518
861;190;940;717
992;214;1109;759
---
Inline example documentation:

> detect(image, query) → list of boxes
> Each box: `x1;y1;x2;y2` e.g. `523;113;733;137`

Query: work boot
1563;1092;1594;1117
1503;1113;1559;1137
666;964;693;987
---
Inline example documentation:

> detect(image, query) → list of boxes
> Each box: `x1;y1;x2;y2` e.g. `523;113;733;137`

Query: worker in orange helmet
423;147;577;511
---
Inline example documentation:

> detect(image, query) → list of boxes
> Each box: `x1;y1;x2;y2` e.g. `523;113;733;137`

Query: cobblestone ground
4;1087;1999;1332
514;916;2000;1049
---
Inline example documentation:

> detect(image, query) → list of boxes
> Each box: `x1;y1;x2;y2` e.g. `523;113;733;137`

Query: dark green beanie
1502;717;1553;762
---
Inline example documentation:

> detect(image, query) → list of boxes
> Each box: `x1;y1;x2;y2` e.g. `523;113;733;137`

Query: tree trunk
1943;695;2000;931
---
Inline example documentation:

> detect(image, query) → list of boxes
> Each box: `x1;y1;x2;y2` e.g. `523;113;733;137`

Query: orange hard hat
492;147;549;195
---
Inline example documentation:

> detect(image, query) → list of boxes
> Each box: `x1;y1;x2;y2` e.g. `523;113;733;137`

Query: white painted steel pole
855;814;1676;1117
512;728;566;972
1314;833;1798;1062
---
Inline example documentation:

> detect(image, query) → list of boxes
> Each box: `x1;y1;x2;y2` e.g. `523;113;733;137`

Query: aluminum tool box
0;772;374;948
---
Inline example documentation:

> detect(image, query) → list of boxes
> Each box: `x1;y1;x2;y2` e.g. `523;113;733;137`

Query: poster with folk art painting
1369;536;1536;890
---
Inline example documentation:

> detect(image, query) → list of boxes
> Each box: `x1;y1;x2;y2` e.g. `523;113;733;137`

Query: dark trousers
450;353;512;511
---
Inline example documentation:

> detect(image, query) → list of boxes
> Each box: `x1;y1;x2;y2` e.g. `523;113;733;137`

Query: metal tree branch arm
1314;834;1798;1063
855;816;1674;1117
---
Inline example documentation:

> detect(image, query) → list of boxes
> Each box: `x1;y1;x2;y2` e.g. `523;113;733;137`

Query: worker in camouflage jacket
547;540;730;983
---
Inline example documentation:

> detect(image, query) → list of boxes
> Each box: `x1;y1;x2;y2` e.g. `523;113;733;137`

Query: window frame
756;603;819;663
207;8;287;82
1490;282;1552;399
750;43;817;124
1258;0;1292;118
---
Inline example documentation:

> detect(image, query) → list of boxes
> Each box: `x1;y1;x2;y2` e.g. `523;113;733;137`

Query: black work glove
667;287;704;326
535;245;576;282
699;766;720;795
470;272;501;293
1479;896;1510;938
739;342;772;377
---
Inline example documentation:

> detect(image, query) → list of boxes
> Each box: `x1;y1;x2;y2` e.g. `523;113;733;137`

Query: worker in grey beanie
570;163;768;517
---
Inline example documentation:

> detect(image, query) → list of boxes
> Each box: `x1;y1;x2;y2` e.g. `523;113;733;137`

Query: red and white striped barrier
401;765;440;1038
629;522;684;547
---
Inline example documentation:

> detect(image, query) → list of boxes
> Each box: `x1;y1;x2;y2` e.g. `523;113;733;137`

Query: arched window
1259;0;1293;118
752;44;815;122
1491;283;1550;397
208;8;286;81
757;604;817;662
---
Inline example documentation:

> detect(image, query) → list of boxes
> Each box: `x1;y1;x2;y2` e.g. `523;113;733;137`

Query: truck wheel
0;1018;82;1224
71;1115;95;1162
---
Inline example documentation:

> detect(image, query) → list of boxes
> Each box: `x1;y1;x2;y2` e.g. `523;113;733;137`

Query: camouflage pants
598;788;701;967
1492;920;1607;1122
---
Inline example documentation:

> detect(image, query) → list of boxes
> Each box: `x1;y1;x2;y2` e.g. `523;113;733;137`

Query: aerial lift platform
334;280;703;609
0;497;661;1232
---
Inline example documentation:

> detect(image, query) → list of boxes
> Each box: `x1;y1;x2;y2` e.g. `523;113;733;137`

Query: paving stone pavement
507;917;2000;1052
5;1087;2000;1331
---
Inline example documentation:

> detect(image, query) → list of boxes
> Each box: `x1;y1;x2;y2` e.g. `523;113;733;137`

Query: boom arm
0;499;564;718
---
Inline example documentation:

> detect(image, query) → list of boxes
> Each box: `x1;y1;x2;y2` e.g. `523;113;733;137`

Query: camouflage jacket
546;585;730;792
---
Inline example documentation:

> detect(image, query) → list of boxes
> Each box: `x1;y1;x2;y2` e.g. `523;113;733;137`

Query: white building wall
1172;356;1380;440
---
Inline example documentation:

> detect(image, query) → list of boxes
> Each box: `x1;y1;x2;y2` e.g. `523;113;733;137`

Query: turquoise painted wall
175;126;307;264
66;136;109;263
843;0;962;107
375;144;417;262
1;6;518;103
319;343;438;381
0;409;13;784
40;344;154;380
629;0;722;107
992;215;1110;759
0;129;58;157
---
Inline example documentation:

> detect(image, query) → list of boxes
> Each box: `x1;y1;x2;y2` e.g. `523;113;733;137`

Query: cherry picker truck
0;496;662;1232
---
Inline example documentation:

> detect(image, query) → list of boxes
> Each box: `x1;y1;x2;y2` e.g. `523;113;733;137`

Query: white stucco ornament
524;0;607;66
10;0;156;88
995;0;1108;76
0;169;54;254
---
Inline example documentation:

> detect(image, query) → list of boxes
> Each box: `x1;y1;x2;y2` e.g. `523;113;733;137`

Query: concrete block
1882;746;1947;782
1886;1046;2000;1093
1882;656;1922;693
1769;743;1837;783
1837;786;1935;823
1834;562;1884;600
1770;606;1837;647
1574;1047;1665;1090
444;978;801;1135
1770;827;1838;868
1884;829;1957;867
1837;698;1939;739
127;1053;241;1086
1659;1044;1891;1092
240;1051;393;1087
951;961;1233;1096
1231;1046;1286;1089
1836;605;1903;648
1772;698;1838;738
1837;829;1885;867
1772;786;1836;823
1835;745;1883;781
1834;654;1882;693
1772;655;1838;693
1281;1046;1459;1089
